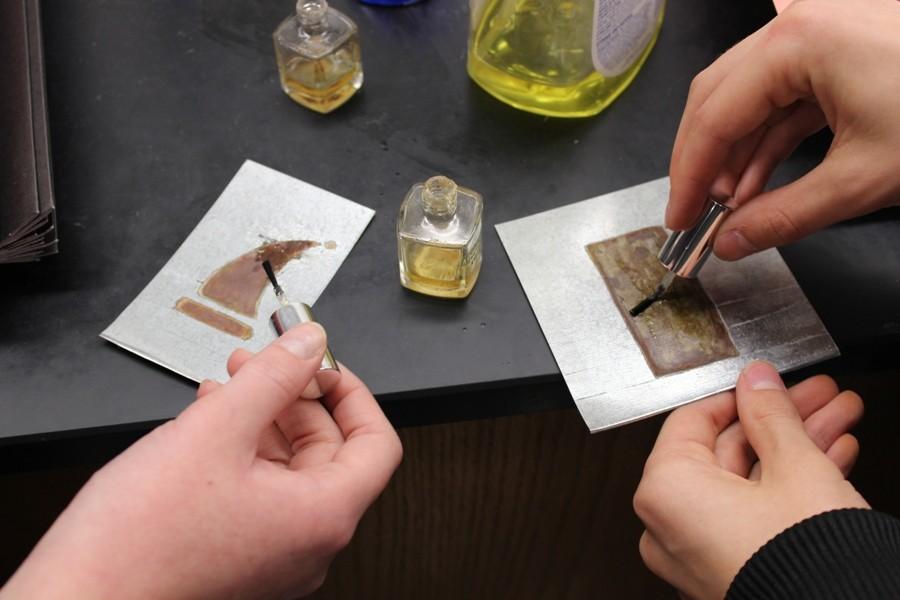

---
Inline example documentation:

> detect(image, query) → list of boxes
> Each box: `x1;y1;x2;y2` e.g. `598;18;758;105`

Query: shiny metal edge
496;177;838;432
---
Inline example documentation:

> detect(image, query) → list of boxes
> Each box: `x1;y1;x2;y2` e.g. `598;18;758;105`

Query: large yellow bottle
467;0;665;118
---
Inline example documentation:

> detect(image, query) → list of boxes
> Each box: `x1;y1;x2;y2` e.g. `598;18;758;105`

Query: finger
650;391;737;464
202;323;327;446
708;105;799;202
751;429;863;481
197;379;221;399
228;348;322;399
803;390;864;455
715;374;839;476
638;531;684;592
258;424;292;464
668;25;770;229
229;347;321;399
826;433;860;478
220;350;292;462
736;361;821;475
279;399;345;470
638;530;668;576
713;149;870;260
669;26;813;231
227;348;254;376
708;126;767;202
227;346;337;465
733;102;827;203
196;360;292;462
309;363;402;511
671;30;763;174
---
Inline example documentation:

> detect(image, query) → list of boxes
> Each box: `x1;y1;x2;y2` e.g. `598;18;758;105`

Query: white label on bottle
592;0;663;77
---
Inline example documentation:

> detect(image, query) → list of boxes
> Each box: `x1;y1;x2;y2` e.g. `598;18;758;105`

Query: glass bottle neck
422;176;458;225
296;0;328;36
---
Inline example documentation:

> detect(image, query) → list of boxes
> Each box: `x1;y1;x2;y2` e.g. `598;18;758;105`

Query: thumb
204;322;327;446
736;361;820;475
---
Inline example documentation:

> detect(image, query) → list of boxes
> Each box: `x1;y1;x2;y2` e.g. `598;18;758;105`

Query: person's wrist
726;508;888;600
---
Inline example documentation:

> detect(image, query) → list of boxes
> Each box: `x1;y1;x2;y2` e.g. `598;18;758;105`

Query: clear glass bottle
467;0;665;118
273;0;363;113
397;176;483;299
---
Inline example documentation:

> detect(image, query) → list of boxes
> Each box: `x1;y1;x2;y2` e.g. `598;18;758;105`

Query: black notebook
1;0;56;263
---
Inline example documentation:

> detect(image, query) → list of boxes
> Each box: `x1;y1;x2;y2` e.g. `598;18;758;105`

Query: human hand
1;323;402;600
667;0;900;260
634;362;868;600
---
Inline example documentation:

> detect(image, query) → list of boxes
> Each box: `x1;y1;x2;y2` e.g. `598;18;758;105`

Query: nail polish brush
262;259;341;395
630;198;731;317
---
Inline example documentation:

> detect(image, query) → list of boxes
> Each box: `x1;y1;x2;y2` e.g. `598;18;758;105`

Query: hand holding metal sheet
497;177;838;432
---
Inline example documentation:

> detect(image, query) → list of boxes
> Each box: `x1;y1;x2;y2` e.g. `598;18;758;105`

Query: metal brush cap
658;198;730;279
270;302;340;397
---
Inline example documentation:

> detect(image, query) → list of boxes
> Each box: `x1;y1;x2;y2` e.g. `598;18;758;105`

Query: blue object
359;0;423;5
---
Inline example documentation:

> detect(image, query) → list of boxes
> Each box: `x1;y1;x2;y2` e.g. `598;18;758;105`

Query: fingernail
709;178;735;205
742;361;785;391
278;322;326;359
718;229;757;258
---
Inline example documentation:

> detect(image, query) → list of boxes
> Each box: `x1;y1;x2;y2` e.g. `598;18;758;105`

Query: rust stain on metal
175;297;253;340
586;227;737;376
199;240;318;318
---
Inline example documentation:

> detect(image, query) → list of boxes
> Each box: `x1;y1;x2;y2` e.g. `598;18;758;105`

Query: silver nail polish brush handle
262;259;340;396
271;301;341;396
630;198;731;317
658;198;731;279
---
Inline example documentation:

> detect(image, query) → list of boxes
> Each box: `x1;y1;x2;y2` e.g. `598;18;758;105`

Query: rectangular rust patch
175;297;253;340
586;227;737;376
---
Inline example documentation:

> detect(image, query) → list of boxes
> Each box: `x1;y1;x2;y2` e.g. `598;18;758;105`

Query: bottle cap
658;198;730;278
271;301;340;396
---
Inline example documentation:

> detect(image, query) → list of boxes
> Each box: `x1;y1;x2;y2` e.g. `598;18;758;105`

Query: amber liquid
399;237;482;299
278;41;362;113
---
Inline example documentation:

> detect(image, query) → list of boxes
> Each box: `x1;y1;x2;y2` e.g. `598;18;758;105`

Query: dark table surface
3;0;900;445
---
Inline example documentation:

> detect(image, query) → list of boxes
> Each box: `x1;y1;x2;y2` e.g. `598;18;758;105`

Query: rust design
586;227;737;376
175;297;253;340
199;240;318;317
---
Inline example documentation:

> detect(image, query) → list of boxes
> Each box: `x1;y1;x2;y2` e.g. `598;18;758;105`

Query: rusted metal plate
199;240;317;318
101;160;375;383
496;177;839;432
586;227;738;376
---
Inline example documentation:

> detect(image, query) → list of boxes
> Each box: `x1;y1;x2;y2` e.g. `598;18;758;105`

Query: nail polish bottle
273;0;363;113
397;176;483;299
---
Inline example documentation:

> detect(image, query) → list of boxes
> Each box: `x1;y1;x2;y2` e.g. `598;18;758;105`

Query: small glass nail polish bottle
273;0;363;113
397;176;483;299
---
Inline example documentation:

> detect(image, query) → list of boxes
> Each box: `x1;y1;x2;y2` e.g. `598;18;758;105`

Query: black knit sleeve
726;508;900;599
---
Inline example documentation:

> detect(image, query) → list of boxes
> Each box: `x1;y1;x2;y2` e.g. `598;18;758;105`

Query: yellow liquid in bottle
277;40;363;113
467;0;664;118
399;238;482;299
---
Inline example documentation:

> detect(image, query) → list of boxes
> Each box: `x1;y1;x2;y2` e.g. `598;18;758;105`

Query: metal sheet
101;160;375;384
496;177;838;432
586;227;739;375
